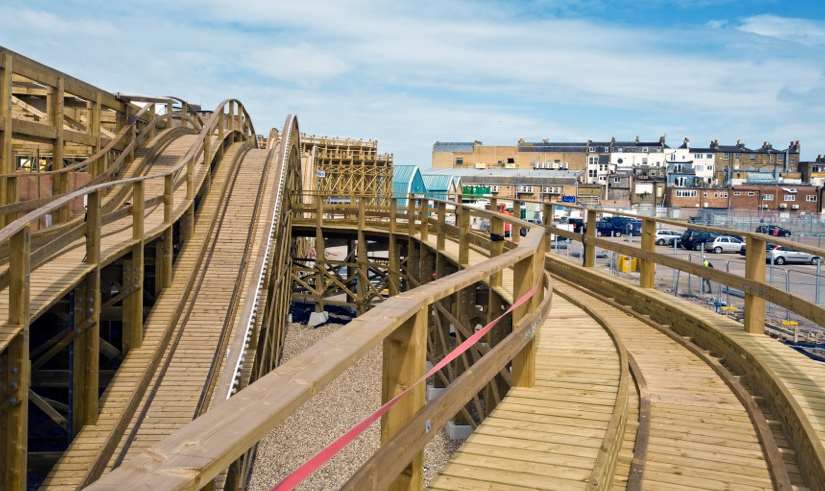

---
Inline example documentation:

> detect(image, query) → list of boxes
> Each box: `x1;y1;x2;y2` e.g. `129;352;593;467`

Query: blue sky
1;0;824;166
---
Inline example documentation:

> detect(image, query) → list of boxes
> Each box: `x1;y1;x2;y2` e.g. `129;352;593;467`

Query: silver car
704;235;744;254
768;245;821;265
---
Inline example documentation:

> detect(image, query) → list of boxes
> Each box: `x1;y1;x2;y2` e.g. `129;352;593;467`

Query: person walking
702;257;714;293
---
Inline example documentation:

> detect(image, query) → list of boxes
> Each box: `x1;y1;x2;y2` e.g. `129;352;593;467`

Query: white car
655;229;682;246
704;235;744;254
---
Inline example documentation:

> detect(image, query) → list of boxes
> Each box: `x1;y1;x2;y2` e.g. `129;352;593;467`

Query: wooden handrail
86;195;547;490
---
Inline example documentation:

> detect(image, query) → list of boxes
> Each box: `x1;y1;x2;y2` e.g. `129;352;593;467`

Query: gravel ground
248;323;462;490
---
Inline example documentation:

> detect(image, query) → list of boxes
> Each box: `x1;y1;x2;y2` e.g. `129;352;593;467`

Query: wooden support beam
381;307;427;490
52;77;68;223
357;197;369;314
745;235;767;335
512;200;522;244
584;208;598;268
314;194;326;312
74;191;101;432
158;174;174;290
388;199;400;296
124;180;144;352
542;199;553;250
3;226;30;490
0;53;13;227
417;197;428;242
29;389;67;431
457;203;469;267
640;218;656;288
436;201;446;251
511;255;535;387
489;197;503;288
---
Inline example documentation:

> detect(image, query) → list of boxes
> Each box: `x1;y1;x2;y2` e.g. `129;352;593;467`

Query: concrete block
427;386;447;402
308;311;329;328
446;421;472;440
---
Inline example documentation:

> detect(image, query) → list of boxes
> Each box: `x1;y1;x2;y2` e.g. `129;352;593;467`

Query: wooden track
430;295;622;490
111;146;277;464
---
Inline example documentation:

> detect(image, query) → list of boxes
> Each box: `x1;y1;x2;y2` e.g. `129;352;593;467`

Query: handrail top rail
0;98;253;244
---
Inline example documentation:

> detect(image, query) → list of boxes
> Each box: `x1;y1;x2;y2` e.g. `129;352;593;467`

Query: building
516;140;587;171
667;138;715;185
608;136;669;170
421;173;460;201
799;155;825;186
665;184;820;213
423;167;580;202
707;140;800;185
392;165;427;206
432;141;517;169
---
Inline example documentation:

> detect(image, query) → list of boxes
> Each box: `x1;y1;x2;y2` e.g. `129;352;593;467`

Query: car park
597;217;641;237
739;243;821;265
704;235;744;254
680;229;719;251
655;229;682;246
755;224;792;237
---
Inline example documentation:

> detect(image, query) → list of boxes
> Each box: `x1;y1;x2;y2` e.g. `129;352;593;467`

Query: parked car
739;243;821;265
655;229;682;246
756;224;791;237
680;229;719;251
704;235;744;254
597;217;641;237
567;217;585;234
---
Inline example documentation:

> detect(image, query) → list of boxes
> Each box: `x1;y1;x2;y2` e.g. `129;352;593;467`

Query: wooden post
147;104;156;141
159;174;174;289
512;200;522;244
640;218;656;288
0;53;13;227
458;202;470;267
53;77;68;223
745;235;767;335
418;198;428;242
489;197;503;288
584;208;597;268
74;191;101;431
314;194;326;312
406;193;415;238
388;198;400;296
91;93;102;156
357;197;369;314
124;181;144;351
511;254;535;387
381;308;427;490
166;100;175;128
3;226;30;490
436;201;446;251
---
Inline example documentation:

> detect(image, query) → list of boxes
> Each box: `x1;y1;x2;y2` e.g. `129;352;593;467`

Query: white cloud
738;15;825;46
247;45;350;83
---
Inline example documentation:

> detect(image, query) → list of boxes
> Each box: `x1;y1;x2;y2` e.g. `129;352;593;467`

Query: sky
1;0;824;166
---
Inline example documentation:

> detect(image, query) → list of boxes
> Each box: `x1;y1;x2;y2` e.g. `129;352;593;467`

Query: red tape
273;284;539;491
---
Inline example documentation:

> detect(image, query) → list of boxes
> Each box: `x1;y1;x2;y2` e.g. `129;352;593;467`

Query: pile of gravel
248;323;462;490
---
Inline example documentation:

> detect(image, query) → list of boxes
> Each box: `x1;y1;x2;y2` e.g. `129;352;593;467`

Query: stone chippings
248;323;462;490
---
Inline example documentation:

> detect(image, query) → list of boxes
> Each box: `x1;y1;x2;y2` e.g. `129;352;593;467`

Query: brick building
665;184;820;213
706;140;801;185
423;168;579;202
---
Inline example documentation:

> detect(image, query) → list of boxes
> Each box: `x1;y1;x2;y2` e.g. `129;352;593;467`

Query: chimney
659;135;666;146
635;136;640;144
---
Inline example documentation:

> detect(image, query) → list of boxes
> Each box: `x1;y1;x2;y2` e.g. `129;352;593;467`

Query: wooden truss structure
301;134;393;202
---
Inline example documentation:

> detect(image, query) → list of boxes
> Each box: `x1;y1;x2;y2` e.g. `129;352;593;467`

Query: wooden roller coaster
1;46;825;491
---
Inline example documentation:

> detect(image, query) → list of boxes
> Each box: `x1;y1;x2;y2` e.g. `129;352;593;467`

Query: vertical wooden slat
458;203;469;267
418;197;428;242
159;174;174;289
584;208;598;268
640;218;656;288
53;77;68;223
511;254;535;388
489;196;503;288
74;191;101;431
314;194;326;312
436;201;446;251
3;226;30;491
388;198;400;296
381;308;427;490
745;235;767;334
512;200;522;244
357;197;369;314
0;53;13;227
124;181;144;351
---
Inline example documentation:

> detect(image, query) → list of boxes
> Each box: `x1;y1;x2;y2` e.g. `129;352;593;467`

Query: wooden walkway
430;295;621;490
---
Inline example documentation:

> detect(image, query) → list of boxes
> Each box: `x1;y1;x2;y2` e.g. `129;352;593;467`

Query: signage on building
561;195;576;203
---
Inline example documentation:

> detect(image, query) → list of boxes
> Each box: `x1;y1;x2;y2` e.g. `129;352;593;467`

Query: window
807;195;817;202
706;153;713;159
613;177;621;183
507;157;515;164
694;153;702;159
642;158;648;165
784;194;797;202
490;185;499;192
617;158;624;164
455;157;464;166
721;192;728;198
676;190;697;198
543;186;562;194
747;191;756;197
762;194;774;201
588;147;595;152
588;156;599;166
733;191;742;196
643;148;649;153
588;169;597;178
